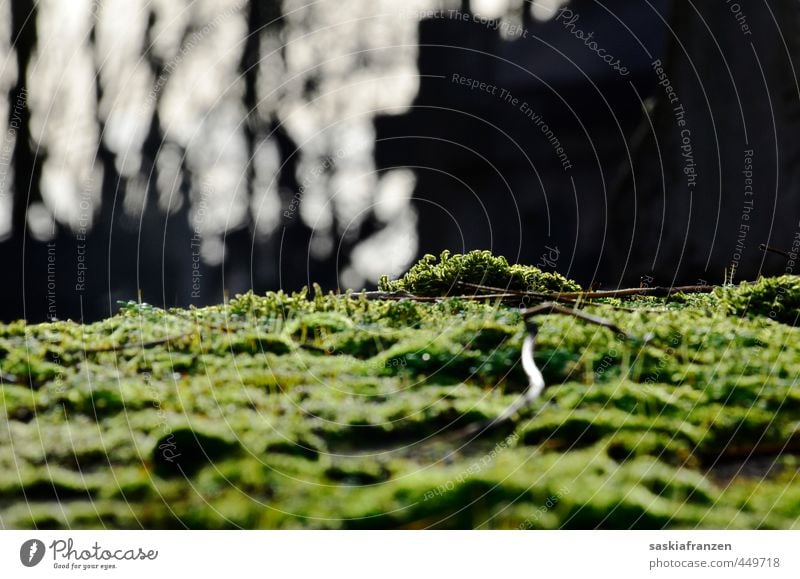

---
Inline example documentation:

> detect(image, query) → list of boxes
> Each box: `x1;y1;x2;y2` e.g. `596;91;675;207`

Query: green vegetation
378;250;581;295
1;253;799;529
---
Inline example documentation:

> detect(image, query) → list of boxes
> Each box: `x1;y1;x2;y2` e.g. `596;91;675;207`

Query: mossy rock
1;252;800;529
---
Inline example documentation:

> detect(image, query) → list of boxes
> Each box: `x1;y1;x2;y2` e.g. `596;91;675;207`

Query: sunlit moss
378;250;581;295
719;275;800;325
1;256;799;529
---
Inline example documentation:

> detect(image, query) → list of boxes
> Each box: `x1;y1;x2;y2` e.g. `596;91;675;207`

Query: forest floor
2;252;800;529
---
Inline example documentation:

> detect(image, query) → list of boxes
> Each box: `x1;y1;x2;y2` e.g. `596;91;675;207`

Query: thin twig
458;281;676;313
458;280;719;299
457;281;550;300
348;290;420;300
760;243;791;259
434;303;643;445
348;290;523;302
556;285;716;299
521;302;634;339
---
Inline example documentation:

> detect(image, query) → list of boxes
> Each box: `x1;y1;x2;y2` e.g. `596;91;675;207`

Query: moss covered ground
1;252;800;529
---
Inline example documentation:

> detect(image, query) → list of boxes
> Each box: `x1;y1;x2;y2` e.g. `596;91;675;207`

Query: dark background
2;0;800;322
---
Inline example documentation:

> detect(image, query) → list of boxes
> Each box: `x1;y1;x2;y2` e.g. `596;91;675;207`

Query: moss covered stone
1;257;799;529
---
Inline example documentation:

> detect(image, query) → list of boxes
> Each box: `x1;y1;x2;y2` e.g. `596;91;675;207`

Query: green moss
719;275;800;325
378;250;581;296
1;254;800;529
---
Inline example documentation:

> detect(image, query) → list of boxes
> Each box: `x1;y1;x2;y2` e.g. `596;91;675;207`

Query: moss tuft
719;275;800;325
379;250;581;296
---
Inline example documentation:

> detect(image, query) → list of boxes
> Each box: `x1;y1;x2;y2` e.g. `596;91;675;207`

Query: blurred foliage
1;258;800;528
